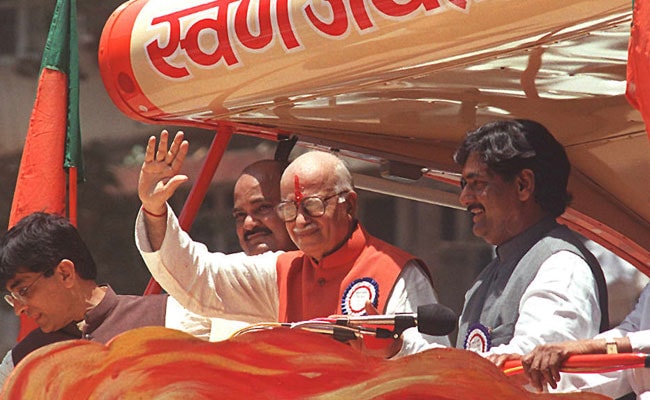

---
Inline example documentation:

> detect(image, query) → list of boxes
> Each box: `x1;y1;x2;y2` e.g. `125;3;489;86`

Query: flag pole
10;0;84;340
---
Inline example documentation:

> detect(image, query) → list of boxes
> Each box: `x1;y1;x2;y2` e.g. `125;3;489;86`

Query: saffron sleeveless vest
276;223;429;322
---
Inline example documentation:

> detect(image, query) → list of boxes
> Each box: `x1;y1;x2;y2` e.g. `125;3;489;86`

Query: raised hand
138;130;189;215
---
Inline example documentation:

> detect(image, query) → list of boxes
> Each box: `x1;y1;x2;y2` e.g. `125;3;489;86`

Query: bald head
233;160;295;255
279;151;357;261
240;160;286;185
282;151;354;194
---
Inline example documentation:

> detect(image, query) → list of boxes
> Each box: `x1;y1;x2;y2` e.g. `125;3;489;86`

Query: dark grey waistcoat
456;217;608;349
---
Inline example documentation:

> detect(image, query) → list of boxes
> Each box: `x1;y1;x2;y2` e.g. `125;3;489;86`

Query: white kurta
485;251;601;356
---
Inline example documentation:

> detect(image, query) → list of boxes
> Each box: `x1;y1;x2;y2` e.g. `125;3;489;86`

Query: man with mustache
136;130;450;358
452;119;608;361
232;160;296;256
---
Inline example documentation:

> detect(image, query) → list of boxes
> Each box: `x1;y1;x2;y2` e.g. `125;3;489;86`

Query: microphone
230;304;458;343
333;303;458;337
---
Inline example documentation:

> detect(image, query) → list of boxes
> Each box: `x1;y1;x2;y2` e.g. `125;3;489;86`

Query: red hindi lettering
235;0;274;50
446;0;468;10
181;0;241;67
146;11;192;78
146;2;232;78
373;0;440;17
276;0;301;49
304;0;349;37
348;0;374;30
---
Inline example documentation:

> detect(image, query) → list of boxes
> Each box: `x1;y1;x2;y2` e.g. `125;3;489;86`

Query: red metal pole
144;126;234;295
178;126;234;231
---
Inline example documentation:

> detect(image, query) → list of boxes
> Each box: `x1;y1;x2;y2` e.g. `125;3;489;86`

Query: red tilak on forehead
294;175;303;201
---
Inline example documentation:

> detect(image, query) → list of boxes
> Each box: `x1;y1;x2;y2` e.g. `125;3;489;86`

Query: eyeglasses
4;268;53;307
276;191;349;222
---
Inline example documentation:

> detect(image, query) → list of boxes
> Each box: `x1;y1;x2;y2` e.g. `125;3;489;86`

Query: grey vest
456;217;608;349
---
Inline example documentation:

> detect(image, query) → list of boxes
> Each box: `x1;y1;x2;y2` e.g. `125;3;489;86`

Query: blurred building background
0;0;646;359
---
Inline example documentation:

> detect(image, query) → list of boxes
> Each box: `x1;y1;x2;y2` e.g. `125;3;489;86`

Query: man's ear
517;169;535;201
57;259;76;288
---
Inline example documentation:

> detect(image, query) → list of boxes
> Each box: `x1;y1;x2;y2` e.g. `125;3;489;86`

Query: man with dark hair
0;212;211;384
452;119;608;359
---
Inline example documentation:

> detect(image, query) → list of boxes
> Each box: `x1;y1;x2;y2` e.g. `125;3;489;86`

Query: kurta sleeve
617;284;650;352
388;261;451;358
135;203;280;322
487;251;601;356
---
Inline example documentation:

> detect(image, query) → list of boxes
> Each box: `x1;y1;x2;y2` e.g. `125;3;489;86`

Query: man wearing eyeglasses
451;120;608;368
0;212;213;385
136;130;450;359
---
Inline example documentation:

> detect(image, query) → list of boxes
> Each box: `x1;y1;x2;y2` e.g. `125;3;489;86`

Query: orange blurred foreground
2;326;609;399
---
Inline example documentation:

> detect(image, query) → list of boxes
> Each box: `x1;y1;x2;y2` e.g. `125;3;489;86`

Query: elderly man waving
135;130;450;358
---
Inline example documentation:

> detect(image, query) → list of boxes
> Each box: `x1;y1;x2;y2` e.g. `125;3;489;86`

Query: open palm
138;130;189;214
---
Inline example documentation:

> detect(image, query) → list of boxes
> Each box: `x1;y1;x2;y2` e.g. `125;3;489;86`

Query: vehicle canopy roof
98;0;650;273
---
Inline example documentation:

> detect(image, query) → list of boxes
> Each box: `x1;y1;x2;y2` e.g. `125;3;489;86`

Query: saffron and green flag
10;0;84;341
